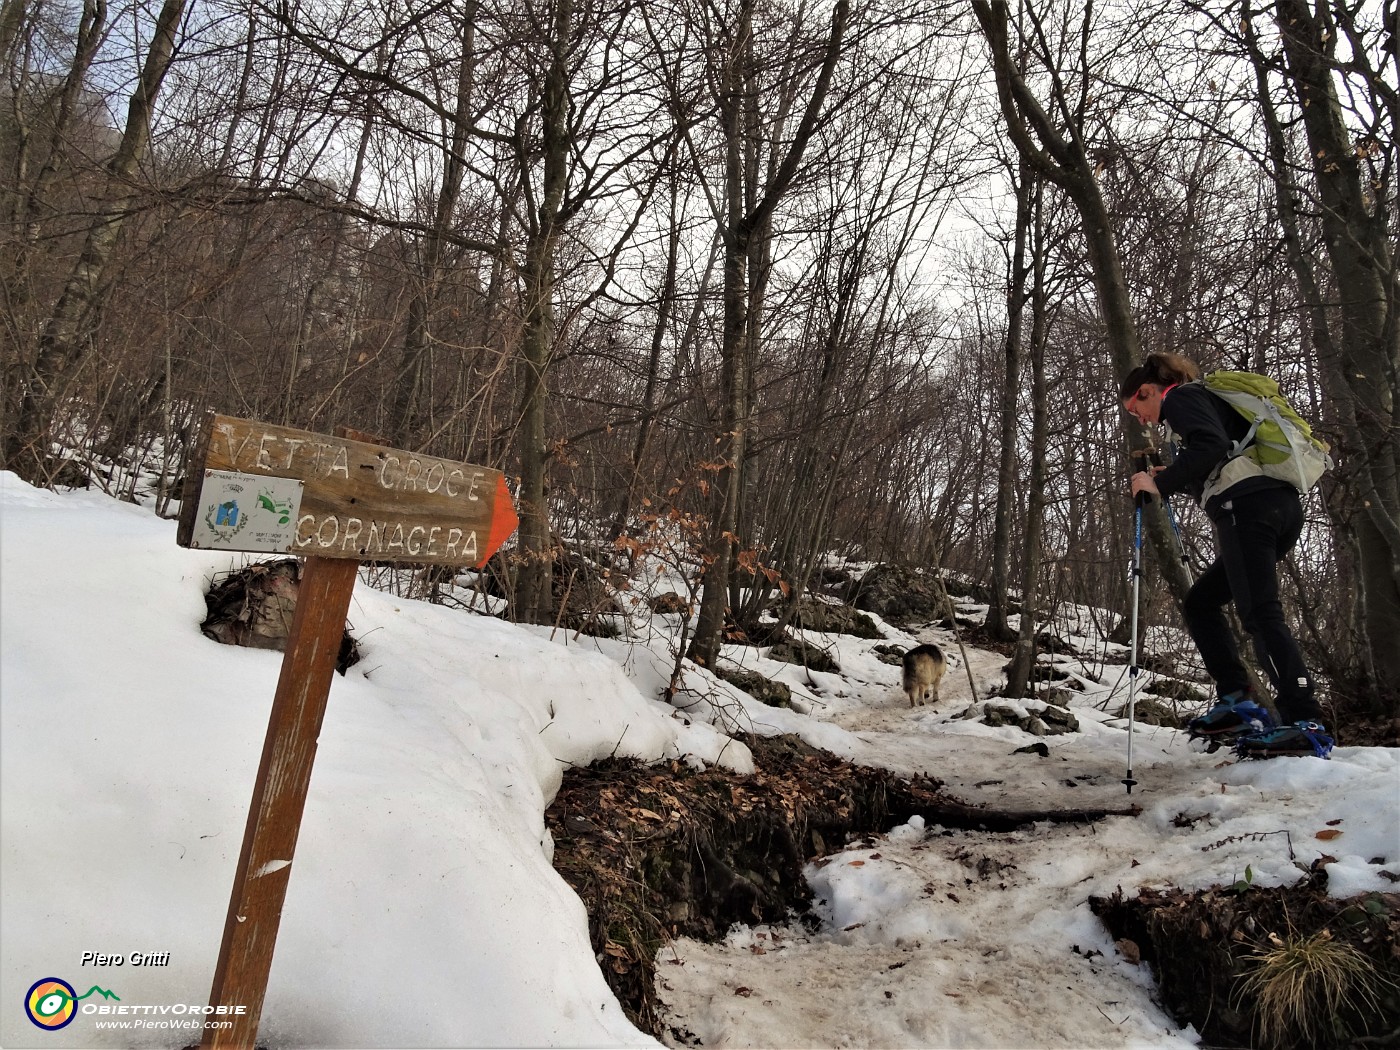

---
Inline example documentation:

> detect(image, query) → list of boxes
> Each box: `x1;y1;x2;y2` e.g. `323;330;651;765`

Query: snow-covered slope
2;475;1395;1049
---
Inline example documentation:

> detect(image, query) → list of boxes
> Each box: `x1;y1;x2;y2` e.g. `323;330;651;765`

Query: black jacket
1153;383;1291;518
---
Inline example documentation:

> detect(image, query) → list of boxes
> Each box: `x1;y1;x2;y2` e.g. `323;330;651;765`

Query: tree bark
988;156;1034;640
1243;4;1364;692
513;0;573;623
1273;0;1400;711
1005;177;1047;699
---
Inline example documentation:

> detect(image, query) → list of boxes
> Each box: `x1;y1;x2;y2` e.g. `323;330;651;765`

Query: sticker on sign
189;471;305;553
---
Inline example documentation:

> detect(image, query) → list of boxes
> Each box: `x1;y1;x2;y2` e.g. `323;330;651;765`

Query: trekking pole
1134;447;1194;585
1124;491;1146;794
1164;499;1193;586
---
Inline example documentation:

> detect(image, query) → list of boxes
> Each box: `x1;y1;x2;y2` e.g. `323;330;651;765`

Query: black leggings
1181;486;1322;725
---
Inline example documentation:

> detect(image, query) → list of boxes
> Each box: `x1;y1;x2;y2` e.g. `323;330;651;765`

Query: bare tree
971;0;1194;611
1269;0;1399;712
987;156;1034;640
1004;171;1048;698
686;0;850;668
6;0;190;480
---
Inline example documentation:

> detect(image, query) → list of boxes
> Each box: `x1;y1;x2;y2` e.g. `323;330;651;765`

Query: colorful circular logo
25;978;77;1030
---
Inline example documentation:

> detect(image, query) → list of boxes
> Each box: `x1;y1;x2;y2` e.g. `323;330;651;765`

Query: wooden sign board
178;414;518;567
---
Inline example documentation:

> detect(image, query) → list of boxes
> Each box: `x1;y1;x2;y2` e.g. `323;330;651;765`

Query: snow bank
0;473;684;1048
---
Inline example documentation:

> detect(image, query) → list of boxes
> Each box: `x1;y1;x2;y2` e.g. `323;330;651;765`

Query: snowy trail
654;625;1395;1049
657;629;1201;1048
654;806;1194;1049
656;834;1195;1048
822;626;1197;808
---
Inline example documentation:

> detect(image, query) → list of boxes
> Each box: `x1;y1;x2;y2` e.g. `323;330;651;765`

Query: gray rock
714;666;793;708
793;598;883;639
767;640;839;673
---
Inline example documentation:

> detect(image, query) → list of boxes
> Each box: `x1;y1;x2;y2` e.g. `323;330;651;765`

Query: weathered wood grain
201;555;358;1049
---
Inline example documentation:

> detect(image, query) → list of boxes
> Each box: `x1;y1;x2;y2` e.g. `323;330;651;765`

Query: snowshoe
1235;721;1334;760
1186;691;1274;753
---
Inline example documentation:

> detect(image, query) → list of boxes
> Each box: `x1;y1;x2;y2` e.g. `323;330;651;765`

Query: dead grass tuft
1237;926;1396;1049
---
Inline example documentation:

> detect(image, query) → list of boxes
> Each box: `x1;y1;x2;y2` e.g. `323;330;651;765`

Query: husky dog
901;643;947;707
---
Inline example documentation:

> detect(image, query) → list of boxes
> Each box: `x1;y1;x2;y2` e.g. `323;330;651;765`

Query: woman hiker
1119;351;1333;759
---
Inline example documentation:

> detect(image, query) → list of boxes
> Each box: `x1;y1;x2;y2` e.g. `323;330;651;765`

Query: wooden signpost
177;414;518;566
177;414;518;1050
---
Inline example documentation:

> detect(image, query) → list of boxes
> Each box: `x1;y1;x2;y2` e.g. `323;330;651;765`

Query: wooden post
178;416;518;1048
200;555;359;1049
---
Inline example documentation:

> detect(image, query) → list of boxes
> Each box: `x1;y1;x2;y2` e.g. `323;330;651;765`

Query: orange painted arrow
478;474;519;566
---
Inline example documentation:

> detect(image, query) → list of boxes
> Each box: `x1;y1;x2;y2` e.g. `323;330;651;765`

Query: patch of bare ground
1337;713;1400;749
1093;879;1400;1049
545;733;1139;1035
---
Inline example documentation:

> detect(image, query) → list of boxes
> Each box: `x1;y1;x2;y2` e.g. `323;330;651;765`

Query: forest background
1;0;1395;729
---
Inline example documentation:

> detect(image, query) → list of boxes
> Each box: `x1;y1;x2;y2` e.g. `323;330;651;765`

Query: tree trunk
987;156;1034;639
689;18;751;666
689;0;849;667
513;0;572;624
1243;5;1367;700
971;0;1193;611
5;0;189;480
1005;178;1047;698
1274;0;1400;711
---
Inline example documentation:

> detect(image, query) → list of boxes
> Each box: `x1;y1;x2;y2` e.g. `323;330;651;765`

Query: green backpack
1197;370;1333;494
